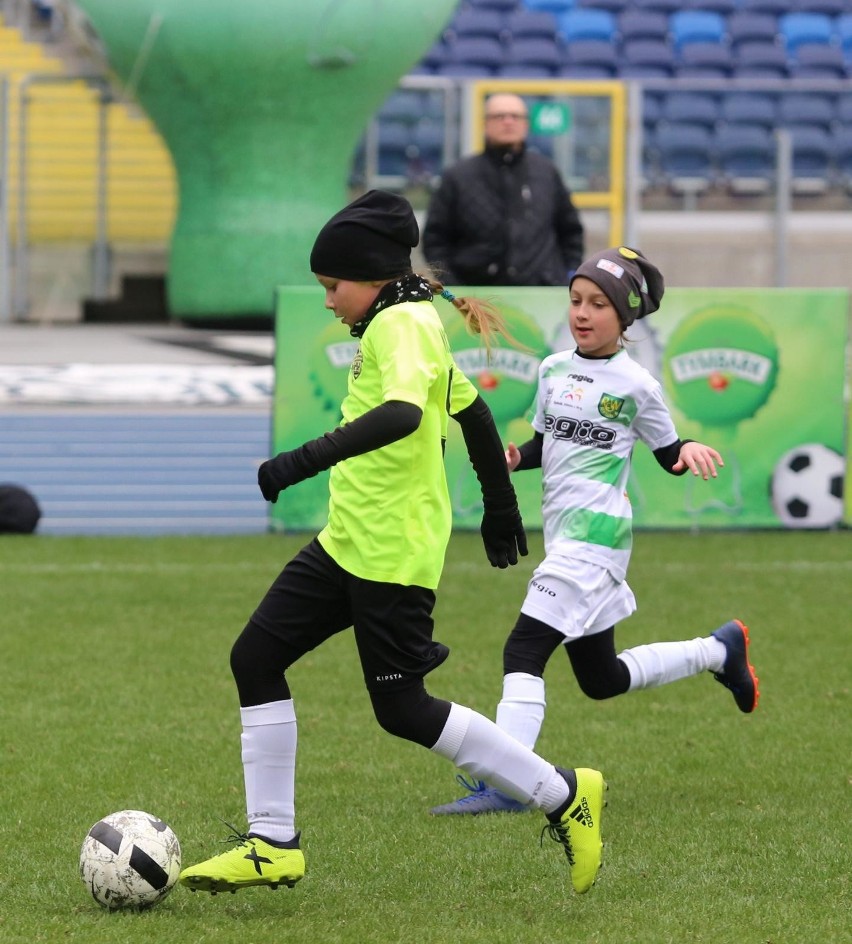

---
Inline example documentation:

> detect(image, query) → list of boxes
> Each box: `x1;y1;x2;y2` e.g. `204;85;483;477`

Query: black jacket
422;143;585;287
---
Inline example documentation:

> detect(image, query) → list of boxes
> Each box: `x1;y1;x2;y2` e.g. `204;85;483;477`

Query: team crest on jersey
598;393;624;419
351;348;363;379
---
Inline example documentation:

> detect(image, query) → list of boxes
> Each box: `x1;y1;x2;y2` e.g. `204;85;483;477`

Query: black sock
546;768;577;823
247;830;301;849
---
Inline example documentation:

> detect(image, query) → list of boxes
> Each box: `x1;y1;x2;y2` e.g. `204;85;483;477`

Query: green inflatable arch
75;0;456;320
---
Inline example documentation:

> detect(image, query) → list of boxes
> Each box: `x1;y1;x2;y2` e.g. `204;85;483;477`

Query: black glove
480;503;528;568
257;448;316;503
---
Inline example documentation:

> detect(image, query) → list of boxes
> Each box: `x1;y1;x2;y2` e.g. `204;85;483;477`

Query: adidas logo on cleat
569;797;594;828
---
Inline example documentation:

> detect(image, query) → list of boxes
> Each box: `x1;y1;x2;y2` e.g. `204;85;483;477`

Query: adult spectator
422;93;584;287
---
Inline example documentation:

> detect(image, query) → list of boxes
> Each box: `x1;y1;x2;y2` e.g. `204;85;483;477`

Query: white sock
620;636;726;691
240;699;297;843
495;672;546;750
430;703;569;813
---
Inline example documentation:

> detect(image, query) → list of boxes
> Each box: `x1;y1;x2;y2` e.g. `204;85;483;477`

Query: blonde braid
428;278;531;358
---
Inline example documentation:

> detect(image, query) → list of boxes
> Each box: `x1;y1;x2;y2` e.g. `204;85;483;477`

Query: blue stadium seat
523;0;575;12
377;91;427;125
682;0;737;13
719;92;778;131
727;11;779;49
418;41;450;72
837;14;852;57
676;42;735;77
831;127;852;191
778;12;833;52
789;126;833;196
670;10;727;49
791;42;847;78
575;0;630;11
502;37;563;74
439;37;505;75
654;124;715;196
715;125;775;195
443;9;506;43
835;94;852;126
734;40;790;77
503;9;559;39
620;39;676;77
412;121;446;179
660;92;721;131
778;92;836;134
376;122;416;178
631;0;683;13
642;92;665;134
467;0;520;10
560;39;618;76
738;0;792;15
557;8;616;43
793;0;846;16
617;9;669;44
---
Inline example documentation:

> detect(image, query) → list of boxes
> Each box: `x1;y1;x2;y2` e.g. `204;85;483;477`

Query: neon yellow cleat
179;831;304;895
542;767;606;894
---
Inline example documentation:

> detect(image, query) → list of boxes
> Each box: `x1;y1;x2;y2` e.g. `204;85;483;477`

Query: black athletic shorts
250;538;449;692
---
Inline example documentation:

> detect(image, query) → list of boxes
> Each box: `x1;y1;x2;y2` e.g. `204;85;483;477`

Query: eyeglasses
485;112;528;121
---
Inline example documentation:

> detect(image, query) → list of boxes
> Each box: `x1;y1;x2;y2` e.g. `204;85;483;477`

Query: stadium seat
791;43;847;79
617;9;669;44
659;92;720;131
738;0;792;15
575;0;630;11
557;8;616;43
789;126;833;195
620;38;676;77
412;121;446;179
642;92;665;134
523;0;575;13
719;92;778;131
778;12;833;53
670;10;727;49
655;124;715;198
443;9;506;43
837;14;852;57
502;37;563;74
831;127;852;191
439;37;505;75
794;0;845;14
560;39;618;76
467;0;520;10
778;92;836;134
377;91;427;124
727;11;779;49
682;0;737;14
630;0;683;13
715;124;776;195
835;94;852;126
503;9;559;40
376;122;415;178
734;40;790;77
418;41;450;72
676;42;735;77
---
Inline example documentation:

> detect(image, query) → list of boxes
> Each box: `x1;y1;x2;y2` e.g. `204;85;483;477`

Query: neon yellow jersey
317;300;478;588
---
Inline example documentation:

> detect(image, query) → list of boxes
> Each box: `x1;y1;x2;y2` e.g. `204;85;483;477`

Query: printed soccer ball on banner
770;443;845;528
80;810;181;910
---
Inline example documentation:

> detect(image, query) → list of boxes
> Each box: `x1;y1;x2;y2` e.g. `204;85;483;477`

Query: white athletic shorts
519;553;637;641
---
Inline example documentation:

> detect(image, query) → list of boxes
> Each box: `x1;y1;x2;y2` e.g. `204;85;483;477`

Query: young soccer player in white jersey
432;246;760;816
179;191;606;897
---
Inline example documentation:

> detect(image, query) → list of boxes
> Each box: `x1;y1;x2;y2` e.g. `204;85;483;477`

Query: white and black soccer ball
80;809;181;910
770;443;845;528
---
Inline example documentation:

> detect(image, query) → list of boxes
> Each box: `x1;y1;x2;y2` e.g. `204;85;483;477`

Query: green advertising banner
270;287;849;533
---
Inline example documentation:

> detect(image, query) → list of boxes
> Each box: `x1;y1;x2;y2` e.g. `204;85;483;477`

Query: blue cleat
712;619;759;713
430;775;530;815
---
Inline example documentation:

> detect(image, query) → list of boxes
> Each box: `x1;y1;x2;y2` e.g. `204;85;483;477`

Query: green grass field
1;530;849;944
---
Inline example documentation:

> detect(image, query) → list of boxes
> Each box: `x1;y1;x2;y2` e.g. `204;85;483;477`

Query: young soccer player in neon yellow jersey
179;191;606;897
431;247;760;816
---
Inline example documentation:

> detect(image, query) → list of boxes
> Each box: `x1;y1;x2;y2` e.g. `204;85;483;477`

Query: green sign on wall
269;286;849;533
529;102;572;135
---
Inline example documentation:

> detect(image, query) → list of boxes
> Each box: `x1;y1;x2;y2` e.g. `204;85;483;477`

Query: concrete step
0;412;274;535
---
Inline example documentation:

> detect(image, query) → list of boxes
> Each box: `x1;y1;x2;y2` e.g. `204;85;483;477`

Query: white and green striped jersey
531;347;678;581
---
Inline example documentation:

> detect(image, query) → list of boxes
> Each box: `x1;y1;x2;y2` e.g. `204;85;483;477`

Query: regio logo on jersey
544;413;616;449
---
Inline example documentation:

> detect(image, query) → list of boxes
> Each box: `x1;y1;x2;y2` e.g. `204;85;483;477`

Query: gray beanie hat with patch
570;246;665;327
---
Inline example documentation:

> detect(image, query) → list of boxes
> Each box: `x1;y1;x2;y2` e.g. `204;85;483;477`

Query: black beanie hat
570;246;665;327
310;189;419;281
0;484;41;534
